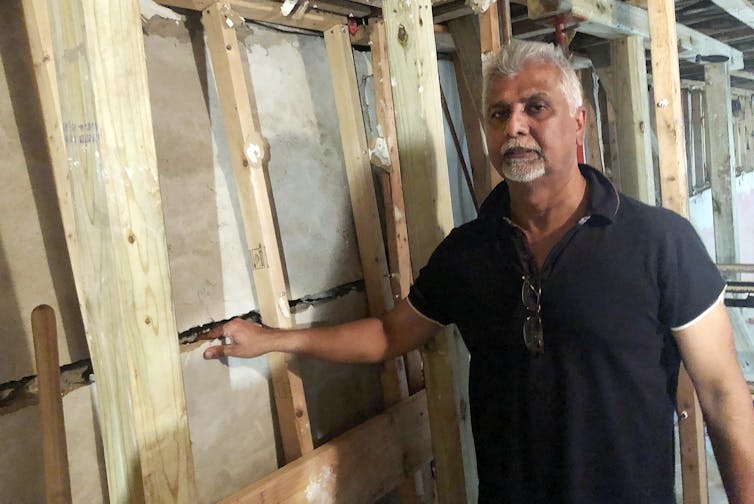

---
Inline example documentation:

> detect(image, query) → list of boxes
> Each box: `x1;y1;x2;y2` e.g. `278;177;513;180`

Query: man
203;41;754;502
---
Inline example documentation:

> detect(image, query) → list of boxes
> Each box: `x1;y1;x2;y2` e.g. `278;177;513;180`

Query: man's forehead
489;63;564;102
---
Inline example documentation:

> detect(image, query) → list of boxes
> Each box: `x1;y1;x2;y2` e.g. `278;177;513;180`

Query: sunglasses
521;275;544;355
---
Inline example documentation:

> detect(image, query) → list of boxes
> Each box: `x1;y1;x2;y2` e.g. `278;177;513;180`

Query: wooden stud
691;90;707;189
448;15;492;202
683;89;696;192
580;69;606;172
34;0;197;500
220;391;432;503
382;0;472;500
31;305;72;504
646;0;707;501
323;23;410;410
479;1;505;190
609;36;655;203
369;18;425;395
202;3;313;463
479;1;501;56
704;62;740;264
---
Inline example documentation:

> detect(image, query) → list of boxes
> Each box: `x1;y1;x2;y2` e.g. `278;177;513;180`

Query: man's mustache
500;140;543;158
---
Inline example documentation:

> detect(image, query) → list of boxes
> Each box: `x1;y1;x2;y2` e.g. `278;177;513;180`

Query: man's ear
575;106;587;147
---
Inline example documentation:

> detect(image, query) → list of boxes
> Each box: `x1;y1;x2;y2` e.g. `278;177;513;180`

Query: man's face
485;61;585;183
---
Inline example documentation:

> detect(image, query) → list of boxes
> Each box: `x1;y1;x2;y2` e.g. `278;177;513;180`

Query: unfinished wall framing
9;0;754;502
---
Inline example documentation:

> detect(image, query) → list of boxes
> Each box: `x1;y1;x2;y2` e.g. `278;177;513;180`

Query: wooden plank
528;0;744;70
323;22;410;411
646;0;707;502
448;16;492;202
704;62;740;264
368;18;425;395
479;1;505;190
580;69;605;172
37;0;197;500
382;0;472;501
683;89;696;192
202;3;313;462
479;0;501;58
691;90;706;189
325;25;427;502
609;36;655;203
220;391;432;503
31;305;72;504
158;0;346;32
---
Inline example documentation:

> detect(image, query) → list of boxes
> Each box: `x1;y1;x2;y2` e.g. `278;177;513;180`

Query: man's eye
490;110;509;121
527;103;547;114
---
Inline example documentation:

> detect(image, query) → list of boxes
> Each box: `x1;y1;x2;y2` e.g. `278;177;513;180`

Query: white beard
501;157;546;182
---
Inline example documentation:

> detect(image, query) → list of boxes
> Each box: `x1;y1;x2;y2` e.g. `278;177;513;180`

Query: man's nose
506;107;528;137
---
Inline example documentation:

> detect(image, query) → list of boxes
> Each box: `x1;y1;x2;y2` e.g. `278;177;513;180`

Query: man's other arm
201;298;442;364
674;301;754;504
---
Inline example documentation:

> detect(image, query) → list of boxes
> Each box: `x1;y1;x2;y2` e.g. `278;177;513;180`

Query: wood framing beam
28;0;197;500
704;62;740;264
646;0;708;502
479;2;505;190
323;23;411;411
202;3;314;463
368;18;425;395
382;0;473;501
691;90;706;189
158;0;346;32
528;0;744;70
220;391;432;503
449;16;492;201
609;36;655;203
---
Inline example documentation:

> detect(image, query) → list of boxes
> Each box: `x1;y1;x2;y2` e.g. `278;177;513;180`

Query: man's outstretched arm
674;301;754;504
201;298;442;364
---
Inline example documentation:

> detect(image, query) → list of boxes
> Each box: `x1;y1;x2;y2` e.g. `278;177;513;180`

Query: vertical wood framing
326;24;425;501
691;90;706;189
382;0;472;501
369;18;425;396
704;62;739;264
448;16;492;203
202;4;313;463
323;23;410;410
580;69;605;172
683;89;696;192
609;36;655;203
479;1;505;190
31;0;197;500
31;305;72;504
646;0;707;501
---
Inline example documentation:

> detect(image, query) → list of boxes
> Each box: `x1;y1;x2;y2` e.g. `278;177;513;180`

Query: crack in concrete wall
0;280;365;412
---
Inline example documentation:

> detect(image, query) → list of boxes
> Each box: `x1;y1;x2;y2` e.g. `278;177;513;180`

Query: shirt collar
478;164;620;224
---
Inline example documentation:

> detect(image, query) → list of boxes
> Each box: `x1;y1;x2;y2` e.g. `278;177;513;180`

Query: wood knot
398;24;408;45
127;232;136;244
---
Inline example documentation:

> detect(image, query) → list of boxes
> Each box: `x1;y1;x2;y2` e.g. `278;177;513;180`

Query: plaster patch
393;205;404;221
305;465;336;503
278;294;292;319
245;143;262;165
369;137;390;167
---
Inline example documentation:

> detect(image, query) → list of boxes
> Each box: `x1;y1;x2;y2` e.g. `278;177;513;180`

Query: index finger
199;324;225;341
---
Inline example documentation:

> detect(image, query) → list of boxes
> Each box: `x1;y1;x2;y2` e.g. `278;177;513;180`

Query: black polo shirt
408;165;725;503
